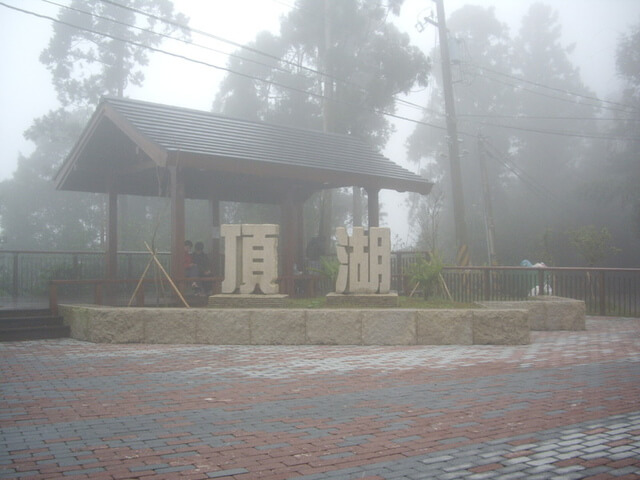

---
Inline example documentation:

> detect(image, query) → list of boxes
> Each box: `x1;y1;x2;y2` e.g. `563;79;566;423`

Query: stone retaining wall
59;305;530;345
478;296;585;331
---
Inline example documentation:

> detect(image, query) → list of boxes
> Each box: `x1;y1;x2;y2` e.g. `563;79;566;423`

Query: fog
0;0;638;261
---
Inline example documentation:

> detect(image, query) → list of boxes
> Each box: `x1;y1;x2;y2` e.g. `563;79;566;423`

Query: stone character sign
335;227;391;294
221;224;279;294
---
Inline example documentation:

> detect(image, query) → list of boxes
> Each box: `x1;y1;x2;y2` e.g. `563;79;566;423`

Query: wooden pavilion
55;97;432;295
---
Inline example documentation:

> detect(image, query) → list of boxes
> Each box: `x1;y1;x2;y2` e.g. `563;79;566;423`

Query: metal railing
439;266;640;317
48;277;224;315
0;250;170;309
1;250;638;316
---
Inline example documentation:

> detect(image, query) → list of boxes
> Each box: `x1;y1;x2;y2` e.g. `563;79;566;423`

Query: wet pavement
1;317;639;479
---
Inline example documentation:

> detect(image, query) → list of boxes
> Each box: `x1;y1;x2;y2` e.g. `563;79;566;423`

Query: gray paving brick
2;322;639;480
129;463;169;472
207;468;250;478
420;454;455;465
62;466;106;475
610;450;639;460
611;465;640;476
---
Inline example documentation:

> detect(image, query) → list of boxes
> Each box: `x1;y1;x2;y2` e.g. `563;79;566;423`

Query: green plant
309;256;340;284
405;253;444;300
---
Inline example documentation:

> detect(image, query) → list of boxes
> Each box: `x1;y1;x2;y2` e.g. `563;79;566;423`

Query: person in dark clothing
184;240;198;278
192;241;212;295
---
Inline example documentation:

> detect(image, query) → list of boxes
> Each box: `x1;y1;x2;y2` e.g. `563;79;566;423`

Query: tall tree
0;109;103;250
214;0;429;253
40;0;189;107
406;5;514;261
217;0;428;146
610;19;640;241
500;3;599;264
576;19;640;266
0;0;189;251
407;3;601;265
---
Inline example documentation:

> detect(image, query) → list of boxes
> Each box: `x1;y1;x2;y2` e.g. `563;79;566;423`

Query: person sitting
192;241;212;295
184;240;198;280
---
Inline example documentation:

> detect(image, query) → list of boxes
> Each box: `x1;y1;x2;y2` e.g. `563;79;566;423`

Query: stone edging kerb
60;305;530;345
59;296;585;346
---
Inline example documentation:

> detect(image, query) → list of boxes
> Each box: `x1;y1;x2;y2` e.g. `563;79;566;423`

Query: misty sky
1;0;639;243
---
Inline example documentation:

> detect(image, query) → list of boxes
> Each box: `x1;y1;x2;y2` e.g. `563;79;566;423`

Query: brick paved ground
1;316;639;480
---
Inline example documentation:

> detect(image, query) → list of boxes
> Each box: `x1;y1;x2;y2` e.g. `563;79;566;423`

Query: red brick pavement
1;317;639;479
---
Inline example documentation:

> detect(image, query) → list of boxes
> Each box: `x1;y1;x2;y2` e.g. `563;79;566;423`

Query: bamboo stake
127;256;154;307
439;273;453;301
144;242;190;308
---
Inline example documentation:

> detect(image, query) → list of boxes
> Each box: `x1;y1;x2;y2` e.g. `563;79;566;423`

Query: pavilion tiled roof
56;97;432;200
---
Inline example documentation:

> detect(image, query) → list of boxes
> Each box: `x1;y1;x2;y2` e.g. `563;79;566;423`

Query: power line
458;113;640;122
482;140;561;204
97;0;362;90
5;1;634;146
2;2;289;91
469;63;634;112
97;0;440;120
477;73;610;112
0;1;450;137
459;118;640;142
39;0;302;80
478;70;637;117
80;2;640;142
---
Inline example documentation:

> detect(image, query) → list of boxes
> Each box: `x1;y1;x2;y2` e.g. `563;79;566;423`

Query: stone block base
59;304;531;345
208;294;289;308
326;292;399;308
478;296;585;331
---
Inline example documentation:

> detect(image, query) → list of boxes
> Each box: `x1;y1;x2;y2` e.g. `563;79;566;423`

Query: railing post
395;252;402;293
127;253;133;280
483;268;491;300
95;283;103;306
12;252;19;298
135;281;145;307
72;254;80;279
599;270;606;316
49;282;58;316
537;268;545;296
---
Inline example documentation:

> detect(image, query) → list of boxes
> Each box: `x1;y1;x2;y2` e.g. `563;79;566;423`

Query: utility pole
477;133;498;266
318;0;333;255
425;0;470;266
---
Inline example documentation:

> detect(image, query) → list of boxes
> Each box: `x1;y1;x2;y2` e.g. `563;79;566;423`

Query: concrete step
0;308;52;319
0;315;65;329
0;309;70;341
0;325;71;341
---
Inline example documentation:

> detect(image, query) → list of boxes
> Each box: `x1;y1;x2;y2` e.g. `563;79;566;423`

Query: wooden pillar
209;196;221;277
367;188;380;228
106;185;118;280
295;200;304;271
170;164;186;284
281;192;297;295
353;186;362;227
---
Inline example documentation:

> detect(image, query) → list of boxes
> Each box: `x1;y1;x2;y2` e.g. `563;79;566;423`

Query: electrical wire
98;0;375;91
470;63;634;112
0;1;450;136
482;140;561;203
95;0;440;119
39;0;307;81
2;1;636;144
475;67;638;118
458;113;640;122
476;73;609;112
459;118;640;142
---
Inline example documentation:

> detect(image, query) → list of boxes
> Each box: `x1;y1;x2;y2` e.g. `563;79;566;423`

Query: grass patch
285;296;476;309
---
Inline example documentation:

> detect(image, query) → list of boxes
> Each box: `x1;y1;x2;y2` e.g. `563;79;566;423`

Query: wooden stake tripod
128;242;190;308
